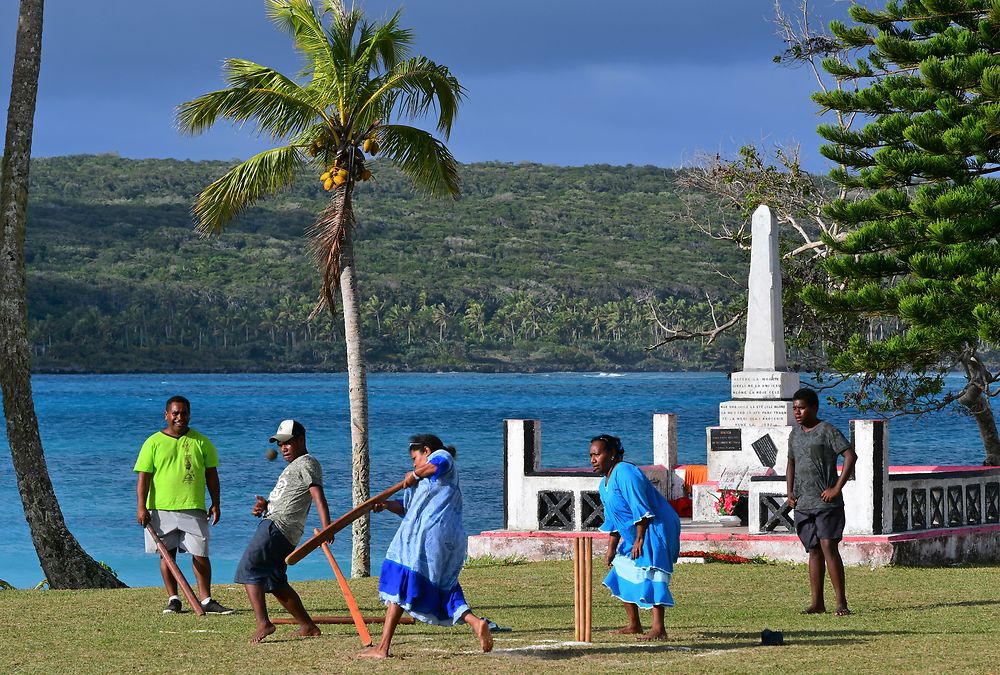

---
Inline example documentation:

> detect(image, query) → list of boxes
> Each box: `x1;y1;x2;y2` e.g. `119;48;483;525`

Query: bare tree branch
646;299;745;351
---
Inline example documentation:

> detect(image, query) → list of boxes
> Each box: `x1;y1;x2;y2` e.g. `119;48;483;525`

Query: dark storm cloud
0;0;851;167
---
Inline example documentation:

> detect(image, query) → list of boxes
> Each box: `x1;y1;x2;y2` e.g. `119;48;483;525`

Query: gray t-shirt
788;420;851;512
266;454;323;546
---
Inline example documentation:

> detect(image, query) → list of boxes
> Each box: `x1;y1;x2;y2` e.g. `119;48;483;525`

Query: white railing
502;415;681;531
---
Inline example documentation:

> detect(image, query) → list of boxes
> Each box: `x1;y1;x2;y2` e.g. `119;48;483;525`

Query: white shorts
145;509;210;557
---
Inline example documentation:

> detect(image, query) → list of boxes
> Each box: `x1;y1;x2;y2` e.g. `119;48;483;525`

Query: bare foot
637;628;667;641
835;607;852;617
357;646;390;659
800;605;826;614
250;622;276;645
609;626;643;635
610;625;644;635
472;617;494;653
296;623;321;638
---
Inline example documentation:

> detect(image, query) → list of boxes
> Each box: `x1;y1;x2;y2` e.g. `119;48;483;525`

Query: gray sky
0;0;849;171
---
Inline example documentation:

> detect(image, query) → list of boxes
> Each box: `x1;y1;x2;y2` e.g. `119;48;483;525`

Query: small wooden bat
145;523;205;616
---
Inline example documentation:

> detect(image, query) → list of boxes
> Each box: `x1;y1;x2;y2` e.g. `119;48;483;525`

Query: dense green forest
22;154;748;373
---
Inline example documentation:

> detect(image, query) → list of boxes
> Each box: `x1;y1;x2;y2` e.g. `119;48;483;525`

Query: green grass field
2;559;998;673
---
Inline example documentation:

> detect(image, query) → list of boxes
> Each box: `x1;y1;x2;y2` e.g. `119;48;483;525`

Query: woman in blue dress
591;433;680;641
359;434;493;658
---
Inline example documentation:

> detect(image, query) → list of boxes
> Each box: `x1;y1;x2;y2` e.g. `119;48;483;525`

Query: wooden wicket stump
573;536;592;642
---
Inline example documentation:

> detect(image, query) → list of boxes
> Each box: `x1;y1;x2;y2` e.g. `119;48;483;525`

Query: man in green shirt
135;395;232;615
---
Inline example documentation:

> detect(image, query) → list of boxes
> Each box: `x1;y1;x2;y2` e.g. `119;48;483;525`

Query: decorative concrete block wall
887;468;1000;531
503;415;680;531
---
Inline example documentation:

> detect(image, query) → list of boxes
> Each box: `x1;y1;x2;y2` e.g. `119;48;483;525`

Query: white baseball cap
269;419;305;443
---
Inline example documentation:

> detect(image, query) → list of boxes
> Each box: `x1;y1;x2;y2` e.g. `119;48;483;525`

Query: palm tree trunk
339;227;370;577
0;0;124;589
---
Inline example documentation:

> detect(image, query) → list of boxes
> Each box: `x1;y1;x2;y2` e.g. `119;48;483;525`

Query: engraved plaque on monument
710;428;742;452
719;400;795;427
731;371;800;400
751;433;779;468
719;465;751;490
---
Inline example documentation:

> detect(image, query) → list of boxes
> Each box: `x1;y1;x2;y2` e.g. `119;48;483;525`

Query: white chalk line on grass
492;641;696;654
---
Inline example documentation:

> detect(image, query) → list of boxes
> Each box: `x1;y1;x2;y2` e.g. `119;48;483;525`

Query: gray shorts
145;509;210;557
794;505;845;551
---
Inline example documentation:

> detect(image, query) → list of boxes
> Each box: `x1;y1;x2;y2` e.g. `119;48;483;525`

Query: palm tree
462;300;486;341
0;0;124;589
177;0;462;576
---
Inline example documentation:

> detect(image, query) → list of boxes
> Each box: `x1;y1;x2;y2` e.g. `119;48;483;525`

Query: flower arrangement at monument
680;550;753;564
715;489;748;516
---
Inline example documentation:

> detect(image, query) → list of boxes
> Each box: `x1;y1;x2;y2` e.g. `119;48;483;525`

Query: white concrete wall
887;473;1000;531
504;415;679;531
842;419;890;535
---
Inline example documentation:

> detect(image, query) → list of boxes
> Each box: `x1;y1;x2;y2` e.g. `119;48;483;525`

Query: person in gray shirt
234;419;332;644
785;388;857;617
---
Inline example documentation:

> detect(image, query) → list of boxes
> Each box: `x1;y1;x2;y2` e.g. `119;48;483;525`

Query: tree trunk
339;226;370;577
0;0;124;589
958;354;1000;465
958;384;1000;465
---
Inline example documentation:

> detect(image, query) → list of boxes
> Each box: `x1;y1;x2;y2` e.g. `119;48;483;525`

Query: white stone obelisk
743;205;787;372
719;205;800;418
694;205;802;521
708;205;800;480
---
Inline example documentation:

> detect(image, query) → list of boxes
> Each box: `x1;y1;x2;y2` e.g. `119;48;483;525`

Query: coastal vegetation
22;154;747;374
802;0;1000;465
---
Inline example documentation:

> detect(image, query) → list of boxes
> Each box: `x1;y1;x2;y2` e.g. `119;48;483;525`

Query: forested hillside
23;155;746;372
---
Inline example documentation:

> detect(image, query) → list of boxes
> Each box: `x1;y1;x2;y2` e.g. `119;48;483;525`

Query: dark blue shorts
794;505;846;551
234;519;294;592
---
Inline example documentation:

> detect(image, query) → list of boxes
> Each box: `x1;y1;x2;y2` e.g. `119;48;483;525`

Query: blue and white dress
378;449;470;625
599;462;681;609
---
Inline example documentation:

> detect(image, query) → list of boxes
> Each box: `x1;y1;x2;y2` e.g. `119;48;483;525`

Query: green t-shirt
133;428;219;511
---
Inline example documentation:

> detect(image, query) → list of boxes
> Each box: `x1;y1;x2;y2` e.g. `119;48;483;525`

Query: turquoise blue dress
599;462;681;609
378;450;470;625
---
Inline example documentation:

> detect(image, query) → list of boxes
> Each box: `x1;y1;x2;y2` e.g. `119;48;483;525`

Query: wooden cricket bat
316;528;372;646
273;615;415;625
286;479;408;565
145;524;205;616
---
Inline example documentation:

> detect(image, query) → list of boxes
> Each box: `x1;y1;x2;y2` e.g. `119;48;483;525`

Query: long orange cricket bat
286;479;408;565
316;528;372;647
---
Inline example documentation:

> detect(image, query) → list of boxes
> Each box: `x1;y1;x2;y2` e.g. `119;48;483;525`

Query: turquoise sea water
0;372;985;589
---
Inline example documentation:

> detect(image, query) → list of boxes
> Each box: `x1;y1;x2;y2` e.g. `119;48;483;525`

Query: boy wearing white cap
235;419;332;644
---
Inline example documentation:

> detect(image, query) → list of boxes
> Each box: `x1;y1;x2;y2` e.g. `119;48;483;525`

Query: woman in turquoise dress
359;434;493;658
591;433;680;640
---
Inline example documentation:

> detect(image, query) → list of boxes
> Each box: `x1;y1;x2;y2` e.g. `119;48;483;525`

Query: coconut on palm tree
176;0;463;576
